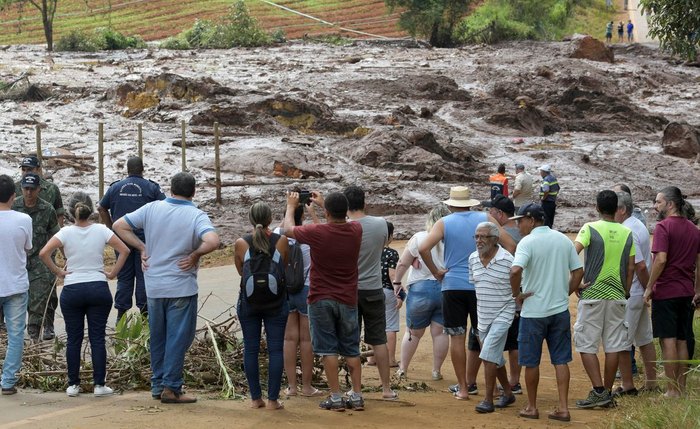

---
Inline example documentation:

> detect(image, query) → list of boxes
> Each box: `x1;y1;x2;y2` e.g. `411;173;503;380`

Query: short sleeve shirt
353;216;388;291
381;247;399;289
405;231;445;284
0;210;32;297
575;220;635;300
513;226;582;318
623;216;651;297
124;198;215;298
100;175;166;240
469;246;515;331
293;222;363;307
513;172;533;207
651;216;700;300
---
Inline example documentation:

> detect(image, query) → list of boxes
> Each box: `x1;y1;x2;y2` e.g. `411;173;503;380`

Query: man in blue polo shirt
113;172;219;404
510;203;582;422
99;156;165;322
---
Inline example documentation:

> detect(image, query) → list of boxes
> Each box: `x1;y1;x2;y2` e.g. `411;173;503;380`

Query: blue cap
509;202;545;221
21;173;40;189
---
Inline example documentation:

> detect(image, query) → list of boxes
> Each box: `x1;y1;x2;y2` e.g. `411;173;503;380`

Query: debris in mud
662;122;700;158
0;73;51;101
348;75;471;102
567;34;614;63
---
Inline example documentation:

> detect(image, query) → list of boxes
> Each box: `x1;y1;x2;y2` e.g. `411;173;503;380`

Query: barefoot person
40;192;130;398
510;203;583;422
235;202;289;410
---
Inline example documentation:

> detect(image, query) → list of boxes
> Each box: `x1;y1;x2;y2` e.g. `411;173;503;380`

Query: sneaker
319;396;346;412
576;389;612;409
1;386;17;395
510;383;523;394
66;385;80;397
431;370;442;381
448;383;478;395
345;393;365;411
42;326;55;341
94;385;114;397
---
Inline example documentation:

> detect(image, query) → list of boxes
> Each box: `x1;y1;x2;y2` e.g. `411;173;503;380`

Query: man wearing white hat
419;186;515;400
538;165;559;228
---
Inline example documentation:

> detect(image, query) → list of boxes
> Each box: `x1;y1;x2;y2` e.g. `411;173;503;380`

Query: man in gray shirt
344;186;397;400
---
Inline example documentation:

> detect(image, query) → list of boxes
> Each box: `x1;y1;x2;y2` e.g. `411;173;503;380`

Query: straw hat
443;186;480;208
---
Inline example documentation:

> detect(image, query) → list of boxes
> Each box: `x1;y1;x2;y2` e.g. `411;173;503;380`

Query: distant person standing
0;175;32;396
488;163;509;199
605;21;613;44
15;156;65;226
512;163;533;211
538;165;559;229
644;186;700;398
627;20;634;42
617;22;624;42
113;172;220;404
98;156;165;323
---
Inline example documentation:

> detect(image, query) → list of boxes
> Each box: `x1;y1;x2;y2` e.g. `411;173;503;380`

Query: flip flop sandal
519;409;540;419
453;392;470;401
300;388;325;397
548;410;571;422
283;387;297;397
382;390;399;401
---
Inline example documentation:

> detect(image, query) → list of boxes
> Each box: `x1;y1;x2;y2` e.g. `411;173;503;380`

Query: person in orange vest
489;164;509;199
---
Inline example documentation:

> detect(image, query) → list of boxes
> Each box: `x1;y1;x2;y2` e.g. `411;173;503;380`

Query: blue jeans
237;297;288;401
148;295;197;396
113;249;147;313
1;292;27;389
60;282;112;385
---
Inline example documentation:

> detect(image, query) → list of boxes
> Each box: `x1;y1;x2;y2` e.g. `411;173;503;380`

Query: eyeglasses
473;234;497;240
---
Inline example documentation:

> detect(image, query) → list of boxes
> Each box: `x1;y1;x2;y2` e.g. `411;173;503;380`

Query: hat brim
509;214;526;220
443;198;481;208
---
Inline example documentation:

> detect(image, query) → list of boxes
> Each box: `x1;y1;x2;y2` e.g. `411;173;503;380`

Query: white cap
539;164;551;172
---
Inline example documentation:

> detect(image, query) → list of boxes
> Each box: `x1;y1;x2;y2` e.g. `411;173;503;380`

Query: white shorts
383;288;400;332
625;295;653;347
574;299;631;354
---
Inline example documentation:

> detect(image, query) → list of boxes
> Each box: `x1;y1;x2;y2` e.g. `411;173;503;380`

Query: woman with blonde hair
393;204;451;380
39;192;129;397
235;202;289;410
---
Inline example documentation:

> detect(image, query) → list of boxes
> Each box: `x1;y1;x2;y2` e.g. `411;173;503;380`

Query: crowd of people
1;156;699;423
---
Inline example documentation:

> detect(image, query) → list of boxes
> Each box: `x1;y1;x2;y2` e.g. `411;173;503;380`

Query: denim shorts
288;284;309;316
478;322;511;367
308;299;360;357
406;280;443;330
518;310;572;367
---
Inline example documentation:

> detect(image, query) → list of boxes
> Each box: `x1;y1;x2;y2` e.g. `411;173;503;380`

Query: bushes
55;28;146;52
161;1;278;50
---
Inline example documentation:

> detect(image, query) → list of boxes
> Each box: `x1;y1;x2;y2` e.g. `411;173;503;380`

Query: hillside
0;0;406;45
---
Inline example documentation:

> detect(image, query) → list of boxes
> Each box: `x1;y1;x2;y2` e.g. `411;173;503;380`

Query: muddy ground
1;40;699;243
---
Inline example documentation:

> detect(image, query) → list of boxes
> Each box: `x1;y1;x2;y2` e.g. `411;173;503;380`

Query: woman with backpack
235;202;289;410
276;201;325;397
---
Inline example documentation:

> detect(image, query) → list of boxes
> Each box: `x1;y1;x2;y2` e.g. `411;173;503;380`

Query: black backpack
285;239;308;294
240;233;286;312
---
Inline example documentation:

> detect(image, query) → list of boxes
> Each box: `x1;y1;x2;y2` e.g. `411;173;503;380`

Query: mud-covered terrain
1;39;699;243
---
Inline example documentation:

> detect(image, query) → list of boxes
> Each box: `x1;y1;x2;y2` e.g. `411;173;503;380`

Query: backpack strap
269;233;281;263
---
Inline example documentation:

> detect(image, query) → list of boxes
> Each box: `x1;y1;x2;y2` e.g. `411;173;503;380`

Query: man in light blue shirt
509;203;582;421
114;172;219;404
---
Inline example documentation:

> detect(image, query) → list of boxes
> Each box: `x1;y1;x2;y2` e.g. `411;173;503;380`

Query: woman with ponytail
39;192;130;398
234;201;289;410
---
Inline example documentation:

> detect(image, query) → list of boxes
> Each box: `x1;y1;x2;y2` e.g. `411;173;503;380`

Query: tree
640;0;699;61
385;0;471;47
0;0;59;51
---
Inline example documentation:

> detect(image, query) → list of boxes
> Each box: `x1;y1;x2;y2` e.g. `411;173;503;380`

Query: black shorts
504;314;520;351
357;289;387;345
468;327;481;351
651;297;694;341
442;290;478;337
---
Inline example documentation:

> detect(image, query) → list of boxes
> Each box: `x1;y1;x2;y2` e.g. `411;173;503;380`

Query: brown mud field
1;39;699;242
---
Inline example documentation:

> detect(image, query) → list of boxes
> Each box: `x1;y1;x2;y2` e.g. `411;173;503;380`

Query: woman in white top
40;192;129;398
393;204;451;381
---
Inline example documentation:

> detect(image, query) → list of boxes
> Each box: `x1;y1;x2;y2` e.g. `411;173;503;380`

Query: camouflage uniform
11;196;60;337
15;177;65;220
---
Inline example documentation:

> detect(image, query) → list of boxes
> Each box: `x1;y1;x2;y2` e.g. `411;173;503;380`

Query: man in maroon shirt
284;191;364;411
644;186;700;398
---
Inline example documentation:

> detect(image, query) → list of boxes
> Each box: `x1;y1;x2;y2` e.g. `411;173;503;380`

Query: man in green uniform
15;156;65;226
11;174;60;341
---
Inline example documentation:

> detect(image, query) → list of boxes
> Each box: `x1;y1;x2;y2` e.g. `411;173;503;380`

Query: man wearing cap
488;163;509;199
419;186;515;400
98;156;166;323
11;173;60;341
510;203;583;421
512;163;533;211
15;156;65;226
538;165;559;228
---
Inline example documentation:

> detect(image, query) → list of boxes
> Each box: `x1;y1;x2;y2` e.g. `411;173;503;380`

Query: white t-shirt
405;231;446;285
53;223;114;286
0;210;33;297
469;246;516;331
623;216;652;297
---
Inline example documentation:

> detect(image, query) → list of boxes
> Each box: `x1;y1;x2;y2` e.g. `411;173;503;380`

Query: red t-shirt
293;222;363;306
651;216;700;300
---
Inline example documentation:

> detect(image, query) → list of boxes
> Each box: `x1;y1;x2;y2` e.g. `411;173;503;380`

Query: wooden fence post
214;122;221;204
181;120;187;172
98;123;104;199
137;123;143;159
35;125;42;164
